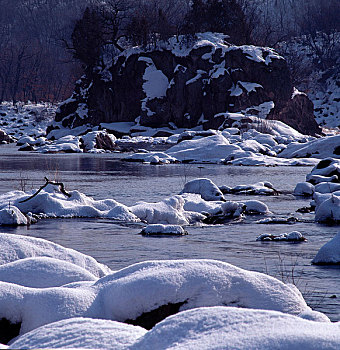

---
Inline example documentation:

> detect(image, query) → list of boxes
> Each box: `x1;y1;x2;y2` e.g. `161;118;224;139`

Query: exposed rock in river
50;33;321;136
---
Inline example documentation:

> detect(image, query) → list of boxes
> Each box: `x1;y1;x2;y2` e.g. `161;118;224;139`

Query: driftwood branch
19;177;71;203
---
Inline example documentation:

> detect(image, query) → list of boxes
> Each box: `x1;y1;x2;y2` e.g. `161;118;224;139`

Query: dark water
0;146;339;321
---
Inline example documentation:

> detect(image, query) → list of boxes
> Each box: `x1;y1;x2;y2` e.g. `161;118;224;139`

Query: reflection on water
0;146;339;321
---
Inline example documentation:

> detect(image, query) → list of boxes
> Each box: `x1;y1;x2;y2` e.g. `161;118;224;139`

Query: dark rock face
270;93;321;136
0;129;15;144
0;318;21;344
53;33;321;136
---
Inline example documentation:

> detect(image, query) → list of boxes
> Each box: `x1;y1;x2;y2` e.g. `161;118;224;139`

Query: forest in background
0;0;339;104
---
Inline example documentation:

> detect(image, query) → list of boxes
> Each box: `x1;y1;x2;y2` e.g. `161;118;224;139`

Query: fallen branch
19;177;71;203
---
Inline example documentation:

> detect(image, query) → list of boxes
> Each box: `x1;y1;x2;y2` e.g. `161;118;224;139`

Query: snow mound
280;136;340;159
293;182;315;196
0;259;325;337
167;134;240;163
221;181;279;195
0;233;111;277
312;232;340;265
0;257;97;288
9;317;146;350
180;178;224;201
257;231;306;242
0;206;27;226
314;195;340;224
130;196;190;225
141;224;188;236
131;307;338;350
0;184;139;222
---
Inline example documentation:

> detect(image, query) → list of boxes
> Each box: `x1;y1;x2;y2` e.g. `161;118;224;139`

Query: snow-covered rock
0;259;325;337
9;318;146;350
257;231;306;242
131;307;337;350
0;257;97;288
0;206;27;226
312;232;340;265
221;181;279;195
293;182;315;196
180;178;224;201
0;184;139;222
315;194;340;223
0;233;111;277
130;196;190;225
140;224;188;236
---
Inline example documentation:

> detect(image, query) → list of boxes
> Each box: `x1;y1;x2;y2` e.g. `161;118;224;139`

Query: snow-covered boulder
123;151;177;164
0;259;326;338
0;206;27;226
53;32;319;136
0;233;111;277
306;158;340;181
293;182;315;196
315;194;340;223
312;232;340;265
140;224;188;236
130;196;188;224
256;231;306;242
168;134;241;163
0;184;139;222
131;307;337;350
280;136;340;159
221;181;279;195
0;257;97;288
242;200;270;215
180;178;224;201
9;318;146;350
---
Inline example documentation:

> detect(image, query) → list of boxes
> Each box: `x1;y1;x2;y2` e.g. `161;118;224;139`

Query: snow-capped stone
9;318;146;350
0;257;97;288
131;307;336;350
180;178;224;201
293;182;315;196
140;224;188;236
0;233;111;277
0;206;27;226
312;232;340;265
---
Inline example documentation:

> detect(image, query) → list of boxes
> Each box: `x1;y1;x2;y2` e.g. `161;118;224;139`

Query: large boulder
51;33;320;136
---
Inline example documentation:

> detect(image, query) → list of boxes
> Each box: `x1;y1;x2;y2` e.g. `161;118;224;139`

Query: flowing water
0;145;339;321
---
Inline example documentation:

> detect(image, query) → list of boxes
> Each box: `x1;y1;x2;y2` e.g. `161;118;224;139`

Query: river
0;145;339;321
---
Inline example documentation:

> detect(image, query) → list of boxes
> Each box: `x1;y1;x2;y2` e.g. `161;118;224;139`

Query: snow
256;231;306;242
180;178;224;201
141;224;187;236
0;206;28;226
0;257;97;288
315;195;340;223
221;181;279;195
142;58;169;99
312;232;340;265
131;307;338;350
0;184;139;222
0;233;111;277
280;135;340;159
9;318;146;350
100;122;135;135
0;255;328;337
293;182;315;196
130;196;190;225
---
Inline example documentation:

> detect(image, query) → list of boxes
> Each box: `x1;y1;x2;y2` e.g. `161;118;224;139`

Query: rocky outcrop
52;33;321;136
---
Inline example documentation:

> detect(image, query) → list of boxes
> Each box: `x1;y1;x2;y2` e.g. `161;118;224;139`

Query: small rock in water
256;231;306;242
140;224;188;236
